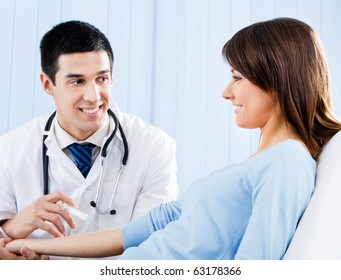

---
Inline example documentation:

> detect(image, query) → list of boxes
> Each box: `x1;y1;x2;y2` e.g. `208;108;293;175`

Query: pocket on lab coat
98;182;141;229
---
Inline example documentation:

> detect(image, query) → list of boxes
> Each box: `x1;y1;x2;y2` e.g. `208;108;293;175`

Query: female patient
5;17;341;259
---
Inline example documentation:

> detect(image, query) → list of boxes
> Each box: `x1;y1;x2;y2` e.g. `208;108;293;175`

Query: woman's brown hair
222;17;341;159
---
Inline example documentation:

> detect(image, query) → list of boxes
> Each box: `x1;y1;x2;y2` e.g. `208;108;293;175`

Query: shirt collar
54;114;111;149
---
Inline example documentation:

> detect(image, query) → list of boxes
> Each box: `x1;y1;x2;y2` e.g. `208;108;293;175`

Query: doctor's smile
78;104;105;117
81;107;101;115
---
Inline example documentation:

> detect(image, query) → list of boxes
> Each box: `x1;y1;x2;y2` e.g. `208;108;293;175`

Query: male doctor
0;21;178;259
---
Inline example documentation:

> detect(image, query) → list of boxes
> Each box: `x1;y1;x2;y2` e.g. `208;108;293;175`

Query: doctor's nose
84;82;101;102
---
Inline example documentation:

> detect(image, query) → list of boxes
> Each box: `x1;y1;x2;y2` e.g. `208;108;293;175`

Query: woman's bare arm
5;229;124;258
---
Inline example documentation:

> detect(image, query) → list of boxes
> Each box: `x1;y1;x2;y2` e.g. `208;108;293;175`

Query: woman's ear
40;72;54;96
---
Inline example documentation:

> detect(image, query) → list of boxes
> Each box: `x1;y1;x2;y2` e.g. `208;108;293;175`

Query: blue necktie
68;143;95;178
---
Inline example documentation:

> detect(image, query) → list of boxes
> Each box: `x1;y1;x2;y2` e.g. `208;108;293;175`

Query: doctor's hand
1;192;77;239
0;236;48;260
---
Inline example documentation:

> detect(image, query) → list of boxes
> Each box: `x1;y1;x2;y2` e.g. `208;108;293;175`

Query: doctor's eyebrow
64;70;110;78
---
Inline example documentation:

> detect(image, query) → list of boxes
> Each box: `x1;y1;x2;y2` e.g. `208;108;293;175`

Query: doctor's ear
40;72;54;95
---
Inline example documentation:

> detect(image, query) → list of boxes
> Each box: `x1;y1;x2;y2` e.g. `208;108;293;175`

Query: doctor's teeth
83;108;99;114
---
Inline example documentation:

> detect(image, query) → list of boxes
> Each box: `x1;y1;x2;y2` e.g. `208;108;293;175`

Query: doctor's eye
70;79;85;86
96;76;109;83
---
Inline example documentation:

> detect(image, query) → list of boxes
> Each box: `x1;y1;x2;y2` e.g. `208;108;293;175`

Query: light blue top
119;140;316;259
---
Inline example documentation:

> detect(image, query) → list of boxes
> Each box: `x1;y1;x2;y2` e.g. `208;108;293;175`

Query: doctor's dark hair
40;20;114;85
222;17;341;160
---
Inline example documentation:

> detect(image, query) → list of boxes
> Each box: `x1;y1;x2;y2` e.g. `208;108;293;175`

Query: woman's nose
222;83;234;101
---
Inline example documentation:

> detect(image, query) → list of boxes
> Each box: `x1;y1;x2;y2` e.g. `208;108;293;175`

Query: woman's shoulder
246;140;316;196
253;139;313;162
246;139;316;177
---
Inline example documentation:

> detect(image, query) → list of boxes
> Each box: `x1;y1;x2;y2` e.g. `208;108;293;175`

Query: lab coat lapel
44;131;84;180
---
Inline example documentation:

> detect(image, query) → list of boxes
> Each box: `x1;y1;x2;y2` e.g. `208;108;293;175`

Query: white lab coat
0;102;178;241
284;130;341;259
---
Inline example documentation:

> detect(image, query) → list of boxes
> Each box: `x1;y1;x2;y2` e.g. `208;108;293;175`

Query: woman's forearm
6;229;124;258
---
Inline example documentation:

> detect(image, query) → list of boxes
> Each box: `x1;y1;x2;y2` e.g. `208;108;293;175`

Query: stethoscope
42;109;129;215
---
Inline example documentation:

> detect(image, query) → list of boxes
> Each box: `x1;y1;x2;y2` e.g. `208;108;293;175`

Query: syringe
57;201;92;222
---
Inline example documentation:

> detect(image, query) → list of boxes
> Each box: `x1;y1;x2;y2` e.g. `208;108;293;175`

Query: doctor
0;20;178;259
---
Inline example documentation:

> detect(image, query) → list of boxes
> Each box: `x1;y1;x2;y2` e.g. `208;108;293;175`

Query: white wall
1;0;341;190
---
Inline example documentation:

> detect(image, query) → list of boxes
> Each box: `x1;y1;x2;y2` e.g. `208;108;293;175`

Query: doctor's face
41;51;112;141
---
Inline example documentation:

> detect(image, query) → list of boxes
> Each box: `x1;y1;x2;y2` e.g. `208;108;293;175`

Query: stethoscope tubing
42;109;128;215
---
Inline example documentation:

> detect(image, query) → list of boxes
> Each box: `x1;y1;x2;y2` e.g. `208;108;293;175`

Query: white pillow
284;131;341;259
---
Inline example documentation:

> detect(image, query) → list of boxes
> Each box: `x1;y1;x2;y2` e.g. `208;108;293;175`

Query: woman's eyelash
232;75;241;81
